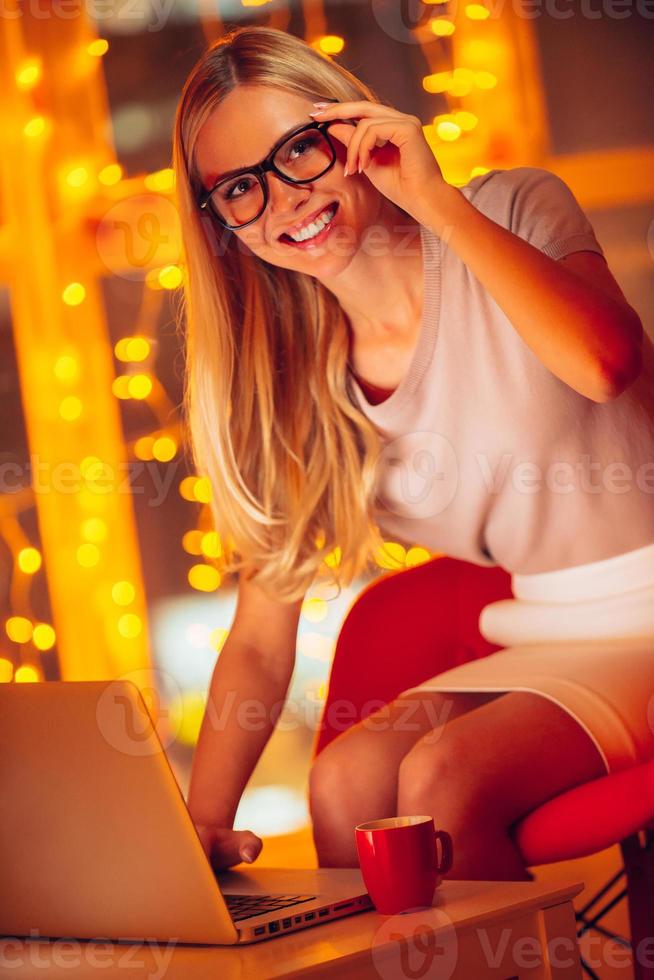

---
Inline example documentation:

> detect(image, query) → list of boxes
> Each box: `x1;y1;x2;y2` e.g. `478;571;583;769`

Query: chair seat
514;756;654;864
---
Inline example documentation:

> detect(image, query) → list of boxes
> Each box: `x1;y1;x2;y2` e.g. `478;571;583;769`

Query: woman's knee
397;726;487;822
308;729;378;822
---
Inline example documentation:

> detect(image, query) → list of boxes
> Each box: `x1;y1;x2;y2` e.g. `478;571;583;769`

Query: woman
173;25;654;878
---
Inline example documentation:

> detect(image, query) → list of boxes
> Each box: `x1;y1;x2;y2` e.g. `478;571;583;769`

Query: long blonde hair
172;25;395;603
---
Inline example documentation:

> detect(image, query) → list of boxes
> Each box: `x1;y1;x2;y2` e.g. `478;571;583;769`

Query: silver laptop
0;679;373;944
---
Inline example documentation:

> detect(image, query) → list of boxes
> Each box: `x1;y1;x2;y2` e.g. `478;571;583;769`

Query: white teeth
288;206;336;242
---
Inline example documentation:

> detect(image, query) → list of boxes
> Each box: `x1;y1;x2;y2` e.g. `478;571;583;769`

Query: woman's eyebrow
204;119;310;188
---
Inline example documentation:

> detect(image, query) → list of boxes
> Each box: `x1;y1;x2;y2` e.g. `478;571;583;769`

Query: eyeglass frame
196;118;352;230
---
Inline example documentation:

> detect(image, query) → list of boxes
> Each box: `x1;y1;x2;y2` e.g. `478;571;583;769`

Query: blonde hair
172;25;396;603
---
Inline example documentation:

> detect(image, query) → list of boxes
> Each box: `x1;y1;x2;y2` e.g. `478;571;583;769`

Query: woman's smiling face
194;84;385;276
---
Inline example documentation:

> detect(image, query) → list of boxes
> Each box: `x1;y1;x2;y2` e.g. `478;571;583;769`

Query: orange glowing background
1;0;652;855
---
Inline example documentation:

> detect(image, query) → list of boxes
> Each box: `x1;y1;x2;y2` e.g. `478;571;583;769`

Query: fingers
237;830;263;864
212;828;263;869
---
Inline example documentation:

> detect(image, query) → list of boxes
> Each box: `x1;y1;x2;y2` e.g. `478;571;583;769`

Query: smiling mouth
278;201;339;244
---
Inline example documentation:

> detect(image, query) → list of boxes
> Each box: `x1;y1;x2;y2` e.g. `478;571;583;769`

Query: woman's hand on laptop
195;823;263;870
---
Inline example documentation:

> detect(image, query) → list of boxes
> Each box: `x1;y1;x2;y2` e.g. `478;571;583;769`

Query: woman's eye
223;177;255;200
288;135;317;160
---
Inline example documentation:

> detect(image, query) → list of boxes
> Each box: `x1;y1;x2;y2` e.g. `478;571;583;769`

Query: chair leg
620;829;654;980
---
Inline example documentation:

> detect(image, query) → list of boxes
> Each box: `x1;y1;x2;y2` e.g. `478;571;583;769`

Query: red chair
313;556;654;980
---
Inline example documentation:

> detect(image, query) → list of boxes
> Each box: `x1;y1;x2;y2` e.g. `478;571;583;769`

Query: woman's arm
415;181;643;403
187;575;304;868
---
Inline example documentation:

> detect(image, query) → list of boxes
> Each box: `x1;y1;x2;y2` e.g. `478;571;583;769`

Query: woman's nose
266;171;311;215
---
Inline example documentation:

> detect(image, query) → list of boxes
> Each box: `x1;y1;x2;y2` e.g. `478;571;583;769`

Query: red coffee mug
355;815;453;915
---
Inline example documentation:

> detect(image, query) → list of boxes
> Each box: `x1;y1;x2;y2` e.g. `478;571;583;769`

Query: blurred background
1;2;652;969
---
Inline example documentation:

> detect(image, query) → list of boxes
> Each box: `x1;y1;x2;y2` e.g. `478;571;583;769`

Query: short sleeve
478;166;606;261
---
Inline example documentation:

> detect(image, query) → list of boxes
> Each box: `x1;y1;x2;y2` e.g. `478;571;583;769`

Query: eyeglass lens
209;128;334;227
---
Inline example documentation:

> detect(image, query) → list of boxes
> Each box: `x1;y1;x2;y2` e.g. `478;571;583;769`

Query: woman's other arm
187;571;304;869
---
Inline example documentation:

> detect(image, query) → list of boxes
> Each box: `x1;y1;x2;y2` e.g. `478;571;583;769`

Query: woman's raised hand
309;99;449;221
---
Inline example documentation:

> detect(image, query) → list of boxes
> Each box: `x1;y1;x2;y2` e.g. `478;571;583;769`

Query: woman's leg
309;688;506;867
397;690;608;881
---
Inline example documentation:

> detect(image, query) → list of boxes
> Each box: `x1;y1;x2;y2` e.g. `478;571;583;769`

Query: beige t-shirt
347;166;654;574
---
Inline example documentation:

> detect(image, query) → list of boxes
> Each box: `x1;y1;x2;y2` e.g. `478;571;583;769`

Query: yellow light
188;564;221;592
182;530;204;555
59;396;82;421
474;71;498;90
454;110;478;131
144;168;175;192
117;613;142;638
317;35;345;55
375;541;406;569
87;38;109;56
436;120;462;141
32;623;56;650
209;627;229;653
193;477;212;503
134;436;155;460
324;546;341;568
16;59;42;90
200;531;221;559
62;282;86;306
466;2;490;17
301;597;328;623
152;436;177;462
17;547;42;574
23;116;46;138
0;658;13;683
81;517;108;542
145;268;163;290
115;336;150;362
127;374;153;399
471;165;491;178
111;375;131;399
158;265;183;290
77;542;100;567
80;455;104;478
66;167;89;188
15;665;41;683
99;163;122;185
6;617;33;644
179;477;197;501
423;71;451;94
54;354;79;382
430;17;455;35
448;67;476;97
112;580;135;605
169;692;207;745
406;546;433;567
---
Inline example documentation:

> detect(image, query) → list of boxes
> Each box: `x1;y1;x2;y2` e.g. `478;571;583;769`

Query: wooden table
0;877;585;978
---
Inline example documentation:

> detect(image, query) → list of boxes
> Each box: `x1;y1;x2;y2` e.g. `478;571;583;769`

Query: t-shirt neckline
347;221;442;424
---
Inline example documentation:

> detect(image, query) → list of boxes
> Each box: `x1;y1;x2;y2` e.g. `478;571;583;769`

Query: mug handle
435;830;453;875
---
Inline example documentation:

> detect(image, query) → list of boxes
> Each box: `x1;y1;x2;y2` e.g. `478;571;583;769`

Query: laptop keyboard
223;893;318;922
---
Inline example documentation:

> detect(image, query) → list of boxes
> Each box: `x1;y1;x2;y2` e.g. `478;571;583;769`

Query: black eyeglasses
197;119;351;230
